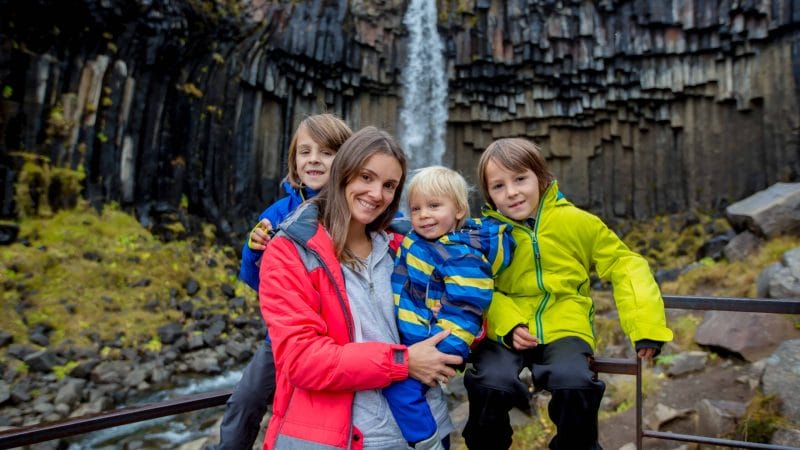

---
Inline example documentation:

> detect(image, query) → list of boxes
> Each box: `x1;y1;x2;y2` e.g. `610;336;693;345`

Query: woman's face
345;153;402;226
294;126;336;191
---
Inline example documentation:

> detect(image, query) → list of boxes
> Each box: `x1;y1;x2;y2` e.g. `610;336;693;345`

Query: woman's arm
260;237;409;392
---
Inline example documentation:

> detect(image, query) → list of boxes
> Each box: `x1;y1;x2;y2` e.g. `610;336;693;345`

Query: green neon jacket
482;181;673;350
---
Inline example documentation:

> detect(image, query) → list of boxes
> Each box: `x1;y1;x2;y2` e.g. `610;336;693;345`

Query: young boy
463;138;673;450
214;113;351;450
386;166;513;450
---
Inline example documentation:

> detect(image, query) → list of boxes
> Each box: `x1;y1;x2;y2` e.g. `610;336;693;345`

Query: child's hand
430;302;442;318
637;347;657;360
511;326;538;351
248;219;273;251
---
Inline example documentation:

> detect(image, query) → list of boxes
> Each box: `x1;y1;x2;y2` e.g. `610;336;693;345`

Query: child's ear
456;207;467;221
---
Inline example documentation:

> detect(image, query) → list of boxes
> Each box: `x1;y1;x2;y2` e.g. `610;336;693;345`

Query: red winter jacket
259;203;409;450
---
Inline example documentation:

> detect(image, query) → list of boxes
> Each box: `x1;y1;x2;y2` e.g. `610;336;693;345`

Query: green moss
0;202;244;353
661;235;800;297
736;394;782;443
11;151;85;217
53;361;79;380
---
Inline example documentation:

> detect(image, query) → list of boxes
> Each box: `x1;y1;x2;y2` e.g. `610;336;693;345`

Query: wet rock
224;341;253;362
69;359;100;379
220;283;236;298
771;427;800;446
0;223;19;245
185;278;200;296
723;231;762;262
761;339;800;422
187;332;205;350
129;278;151;288
756;262;783;298
0;331;11;348
696;232;734;261
664;351;708;377
7;344;37;360
24;351;60;373
0;382;9;405
694;311;800;361
54;378;86;407
82;251;102;262
158;322;184;345
696;399;746;438
646;403;694;430
726;182;800;238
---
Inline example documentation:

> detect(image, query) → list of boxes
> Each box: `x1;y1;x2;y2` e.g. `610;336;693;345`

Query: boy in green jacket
463;138;673;450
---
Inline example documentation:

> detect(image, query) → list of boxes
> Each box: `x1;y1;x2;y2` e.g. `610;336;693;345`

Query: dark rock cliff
1;0;798;240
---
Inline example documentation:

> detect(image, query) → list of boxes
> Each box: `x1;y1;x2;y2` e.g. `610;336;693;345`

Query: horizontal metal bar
591;357;637;375
663;295;800;314
643;429;799;449
0;389;232;449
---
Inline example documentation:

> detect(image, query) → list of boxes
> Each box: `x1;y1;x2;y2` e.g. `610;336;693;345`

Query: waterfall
399;0;448;172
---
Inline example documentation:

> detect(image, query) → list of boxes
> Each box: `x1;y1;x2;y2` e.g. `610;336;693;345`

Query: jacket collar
282;179;319;204
279;201;391;270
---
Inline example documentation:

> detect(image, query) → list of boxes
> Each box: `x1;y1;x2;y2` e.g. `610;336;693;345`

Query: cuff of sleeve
635;339;664;357
389;345;409;381
501;333;515;349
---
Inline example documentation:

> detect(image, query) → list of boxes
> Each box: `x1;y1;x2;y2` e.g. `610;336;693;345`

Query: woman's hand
511;326;539;351
408;330;463;387
248;219;273;251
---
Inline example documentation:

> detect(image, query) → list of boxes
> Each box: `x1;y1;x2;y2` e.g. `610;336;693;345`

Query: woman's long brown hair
315;126;406;265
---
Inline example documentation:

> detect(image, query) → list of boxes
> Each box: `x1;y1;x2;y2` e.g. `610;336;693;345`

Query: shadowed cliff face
0;0;798;242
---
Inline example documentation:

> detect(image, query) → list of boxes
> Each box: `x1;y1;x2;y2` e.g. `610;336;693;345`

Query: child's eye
430;203;440;208
516;176;527;182
322;149;334;156
491;183;503;190
410;206;420;212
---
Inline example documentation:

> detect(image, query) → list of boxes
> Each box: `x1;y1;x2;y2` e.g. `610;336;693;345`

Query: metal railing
0;294;798;449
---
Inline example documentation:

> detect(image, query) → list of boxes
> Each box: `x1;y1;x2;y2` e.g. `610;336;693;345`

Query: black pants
462;337;605;450
213;341;276;450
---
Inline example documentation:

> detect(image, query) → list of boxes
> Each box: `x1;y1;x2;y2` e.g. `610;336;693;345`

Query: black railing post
635;356;642;450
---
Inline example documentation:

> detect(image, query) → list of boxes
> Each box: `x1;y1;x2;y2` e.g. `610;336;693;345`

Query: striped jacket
391;218;514;359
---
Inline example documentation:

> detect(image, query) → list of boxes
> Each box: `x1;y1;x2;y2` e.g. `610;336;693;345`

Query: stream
65;369;244;449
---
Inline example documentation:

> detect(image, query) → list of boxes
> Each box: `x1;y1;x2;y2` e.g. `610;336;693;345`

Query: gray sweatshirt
342;231;454;449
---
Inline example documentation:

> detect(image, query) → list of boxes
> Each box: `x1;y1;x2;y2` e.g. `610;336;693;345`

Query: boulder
694;311;800;361
761;339;800;422
696;399;746;438
723;231;762;262
756;262;784;298
664;351;708;377
725;182;800;238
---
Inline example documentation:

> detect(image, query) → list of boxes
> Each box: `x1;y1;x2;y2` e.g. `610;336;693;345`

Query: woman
259;126;462;450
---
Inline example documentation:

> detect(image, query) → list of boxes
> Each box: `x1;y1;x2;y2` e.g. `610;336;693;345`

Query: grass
660;235;800;297
0;201;250;354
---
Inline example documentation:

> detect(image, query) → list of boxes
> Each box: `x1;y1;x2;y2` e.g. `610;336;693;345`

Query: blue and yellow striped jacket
391;218;514;359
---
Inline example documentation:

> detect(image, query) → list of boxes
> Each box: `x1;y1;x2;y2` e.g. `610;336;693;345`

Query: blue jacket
391;218;514;359
239;180;318;291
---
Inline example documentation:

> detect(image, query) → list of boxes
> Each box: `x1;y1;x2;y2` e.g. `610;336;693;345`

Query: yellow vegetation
0;201;249;354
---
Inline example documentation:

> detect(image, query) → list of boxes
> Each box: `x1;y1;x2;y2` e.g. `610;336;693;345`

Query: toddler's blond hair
407;166;470;230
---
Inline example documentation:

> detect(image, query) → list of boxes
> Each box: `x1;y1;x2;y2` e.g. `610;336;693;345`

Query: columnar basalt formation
0;0;798;238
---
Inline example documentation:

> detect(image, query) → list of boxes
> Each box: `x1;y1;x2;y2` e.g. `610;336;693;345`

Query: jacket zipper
530;186;552;344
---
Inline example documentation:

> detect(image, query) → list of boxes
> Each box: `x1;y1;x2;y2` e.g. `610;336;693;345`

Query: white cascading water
399;0;448;171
